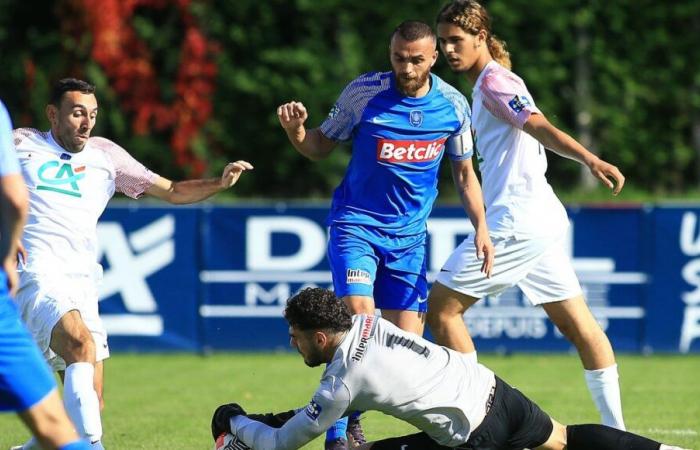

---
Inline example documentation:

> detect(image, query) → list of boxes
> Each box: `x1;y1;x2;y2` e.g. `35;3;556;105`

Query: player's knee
425;309;458;341
426;298;464;324
425;308;443;331
60;333;96;364
33;413;63;439
27;398;74;445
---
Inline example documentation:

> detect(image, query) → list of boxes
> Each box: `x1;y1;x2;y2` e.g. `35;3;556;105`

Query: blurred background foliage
0;0;698;202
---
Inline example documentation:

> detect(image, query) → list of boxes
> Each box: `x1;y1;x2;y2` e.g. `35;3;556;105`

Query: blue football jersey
320;72;472;236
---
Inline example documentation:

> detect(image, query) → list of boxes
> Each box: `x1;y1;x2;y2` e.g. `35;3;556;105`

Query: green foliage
0;0;698;198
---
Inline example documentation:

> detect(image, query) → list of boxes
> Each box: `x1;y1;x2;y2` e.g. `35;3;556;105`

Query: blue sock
349;411;361;421
59;440;91;450
326;417;348;442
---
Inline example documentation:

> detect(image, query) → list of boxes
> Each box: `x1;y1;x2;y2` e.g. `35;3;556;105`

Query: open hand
220;161;254;189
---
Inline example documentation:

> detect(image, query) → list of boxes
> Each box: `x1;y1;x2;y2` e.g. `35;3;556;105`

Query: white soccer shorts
13;270;109;371
436;231;582;305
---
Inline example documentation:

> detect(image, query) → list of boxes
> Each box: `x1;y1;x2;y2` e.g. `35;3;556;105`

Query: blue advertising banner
97;207;200;351
96;204;700;353
199;206;333;351
646;206;700;352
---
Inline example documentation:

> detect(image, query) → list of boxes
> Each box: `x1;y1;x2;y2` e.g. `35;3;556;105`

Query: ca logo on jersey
37;160;85;197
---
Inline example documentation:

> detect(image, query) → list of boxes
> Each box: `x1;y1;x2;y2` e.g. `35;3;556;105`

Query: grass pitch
1;353;698;449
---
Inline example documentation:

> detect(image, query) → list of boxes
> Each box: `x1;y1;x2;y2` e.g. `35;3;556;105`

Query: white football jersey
471;61;569;239
13;129;158;275
230;315;496;449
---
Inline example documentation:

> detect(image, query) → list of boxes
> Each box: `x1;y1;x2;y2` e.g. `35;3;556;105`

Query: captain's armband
445;131;474;159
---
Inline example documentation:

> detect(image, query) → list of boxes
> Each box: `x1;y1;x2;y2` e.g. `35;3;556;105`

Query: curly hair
284;288;352;333
49;78;96;106
436;0;511;69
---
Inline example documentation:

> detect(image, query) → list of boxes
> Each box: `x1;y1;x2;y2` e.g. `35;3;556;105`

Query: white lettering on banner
679;212;700;352
96;215;174;336
201;215;648;331
245;283;290;306
200;283;333;318
246;217;326;271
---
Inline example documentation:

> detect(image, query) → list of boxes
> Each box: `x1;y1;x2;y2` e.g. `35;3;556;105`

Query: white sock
584;364;626;430
64;362;103;443
463;351;478;364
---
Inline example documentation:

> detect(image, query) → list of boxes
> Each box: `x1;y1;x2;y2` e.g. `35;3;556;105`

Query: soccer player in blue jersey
0;99;90;449
278;20;493;450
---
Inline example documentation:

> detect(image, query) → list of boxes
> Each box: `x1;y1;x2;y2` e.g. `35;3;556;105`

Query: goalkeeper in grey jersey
211;288;686;450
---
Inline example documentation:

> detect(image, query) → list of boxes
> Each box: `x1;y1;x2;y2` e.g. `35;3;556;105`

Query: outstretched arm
450;158;494;278
213;381;351;450
277;101;337;161
145;160;253;204
523;113;625;195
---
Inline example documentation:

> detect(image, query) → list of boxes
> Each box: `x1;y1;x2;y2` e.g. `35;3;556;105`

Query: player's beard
395;70;430;96
300;347;325;367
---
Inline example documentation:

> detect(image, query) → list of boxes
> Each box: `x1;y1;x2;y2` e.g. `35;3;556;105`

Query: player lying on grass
210;287;687;450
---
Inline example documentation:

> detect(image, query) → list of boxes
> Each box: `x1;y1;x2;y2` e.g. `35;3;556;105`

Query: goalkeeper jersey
230;315;496;449
320;72;473;236
13;129;158;276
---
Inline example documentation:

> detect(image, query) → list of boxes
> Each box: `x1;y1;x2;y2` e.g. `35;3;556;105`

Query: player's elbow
0;189;29;223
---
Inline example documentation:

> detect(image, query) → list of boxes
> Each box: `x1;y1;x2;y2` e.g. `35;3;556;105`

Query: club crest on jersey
328;104;340;119
508;95;531;114
409;110;424;127
305;399;323;420
347;268;371;285
36;160;85;198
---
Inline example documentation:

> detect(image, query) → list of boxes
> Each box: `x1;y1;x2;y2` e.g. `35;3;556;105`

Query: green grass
1;354;698;449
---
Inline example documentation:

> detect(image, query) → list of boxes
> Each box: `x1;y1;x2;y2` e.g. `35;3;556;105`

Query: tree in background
0;0;698;198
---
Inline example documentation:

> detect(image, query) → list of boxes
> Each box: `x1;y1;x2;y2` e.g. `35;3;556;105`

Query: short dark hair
49;78;95;106
391;20;436;43
284;288;352;333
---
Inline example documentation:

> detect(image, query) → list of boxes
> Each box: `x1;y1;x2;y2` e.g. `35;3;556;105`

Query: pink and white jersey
472;61;569;239
13;128;158;275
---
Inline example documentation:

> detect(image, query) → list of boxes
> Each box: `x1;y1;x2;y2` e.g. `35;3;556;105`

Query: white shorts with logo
13;270;109;371
436;231;582;305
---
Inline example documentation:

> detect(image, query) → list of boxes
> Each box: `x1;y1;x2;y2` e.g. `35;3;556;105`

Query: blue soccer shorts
0;281;56;412
328;225;428;312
